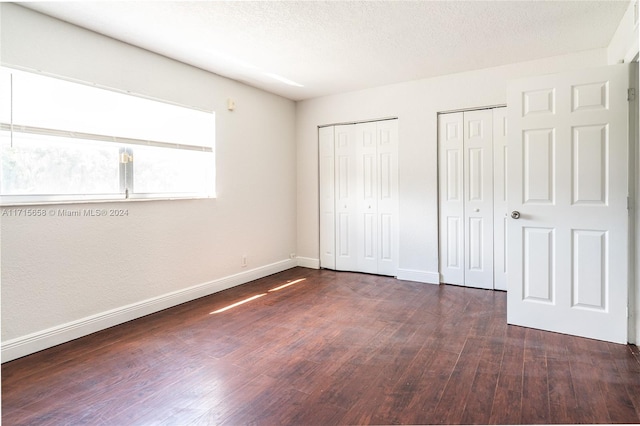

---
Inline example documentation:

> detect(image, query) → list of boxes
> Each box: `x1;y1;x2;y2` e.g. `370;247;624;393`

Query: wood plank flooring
3;267;640;425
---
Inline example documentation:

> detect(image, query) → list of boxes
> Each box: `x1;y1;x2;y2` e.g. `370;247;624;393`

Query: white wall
296;49;608;284
1;4;297;361
607;0;639;65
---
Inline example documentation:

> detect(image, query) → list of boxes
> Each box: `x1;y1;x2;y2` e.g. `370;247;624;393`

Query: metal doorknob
511;211;521;219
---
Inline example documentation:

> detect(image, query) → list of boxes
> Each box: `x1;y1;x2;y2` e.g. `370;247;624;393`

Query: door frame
629;59;638;343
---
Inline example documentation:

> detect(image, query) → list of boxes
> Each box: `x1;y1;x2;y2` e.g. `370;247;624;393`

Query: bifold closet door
463;109;494;289
492;108;508;291
375;120;399;276
334;124;358;272
439;109;495;290
319;120;398;276
355;122;379;274
319;126;336;270
438;113;465;285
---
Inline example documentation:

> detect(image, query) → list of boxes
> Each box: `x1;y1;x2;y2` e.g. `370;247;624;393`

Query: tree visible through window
0;66;216;205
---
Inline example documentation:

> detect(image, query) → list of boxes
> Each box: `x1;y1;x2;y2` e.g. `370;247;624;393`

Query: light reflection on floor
268;278;306;292
209;293;266;314
209;278;307;314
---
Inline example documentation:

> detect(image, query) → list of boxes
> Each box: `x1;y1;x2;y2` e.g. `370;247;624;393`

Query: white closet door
438;113;465;285
320;119;398;277
356;122;379;274
334;124;358;271
439;109;501;290
463;110;494;289
319;126;336;270
493;108;508;291
376;120;399;276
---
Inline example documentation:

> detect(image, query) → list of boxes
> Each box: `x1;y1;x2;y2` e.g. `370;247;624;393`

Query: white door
376;119;399;276
438;112;465;285
356;122;379;274
493;108;508;291
334;124;358;271
463;109;494;289
319;119;398;276
319;126;336;270
438;109;497;289
507;64;629;343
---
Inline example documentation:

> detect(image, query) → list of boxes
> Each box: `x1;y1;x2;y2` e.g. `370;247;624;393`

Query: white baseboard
2;259;297;363
396;269;440;284
296;257;320;269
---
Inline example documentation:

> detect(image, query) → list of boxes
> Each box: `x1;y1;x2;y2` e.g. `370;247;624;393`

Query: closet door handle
511;211;521;219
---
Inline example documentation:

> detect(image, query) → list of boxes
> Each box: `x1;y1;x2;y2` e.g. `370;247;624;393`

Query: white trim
1;259;297;362
296;256;320;269
318;117;398;128
396;269;440;284
2;64;212;113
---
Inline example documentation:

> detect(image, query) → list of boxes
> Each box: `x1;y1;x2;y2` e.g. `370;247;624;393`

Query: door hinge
628;88;636;102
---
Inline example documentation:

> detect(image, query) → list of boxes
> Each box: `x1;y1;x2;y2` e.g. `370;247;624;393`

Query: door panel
523;227;554;303
464;109;494;289
493;108;508;290
335;125;358;271
376;119;399;276
572;125;607;205
572;229;607;310
439;113;465;285
523;129;555;204
468;217;484;270
319;126;335;270
356;122;378;274
507;64;629;343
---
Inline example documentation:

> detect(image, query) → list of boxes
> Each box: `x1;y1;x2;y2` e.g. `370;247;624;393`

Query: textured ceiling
19;1;630;101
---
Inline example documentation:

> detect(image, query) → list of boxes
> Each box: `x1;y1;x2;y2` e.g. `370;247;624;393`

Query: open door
507;64;630;344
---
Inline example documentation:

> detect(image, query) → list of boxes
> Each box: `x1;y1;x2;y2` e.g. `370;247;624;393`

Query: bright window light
1;131;120;197
0;66;216;205
132;145;215;197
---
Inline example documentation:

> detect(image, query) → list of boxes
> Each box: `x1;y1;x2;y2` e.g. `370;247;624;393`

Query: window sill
0;195;216;208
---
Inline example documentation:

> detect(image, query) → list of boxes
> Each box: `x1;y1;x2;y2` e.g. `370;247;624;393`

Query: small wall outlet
241;255;247;267
289;253;296;259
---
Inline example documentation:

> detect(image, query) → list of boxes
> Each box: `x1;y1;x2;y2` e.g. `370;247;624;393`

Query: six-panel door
507;64;629;343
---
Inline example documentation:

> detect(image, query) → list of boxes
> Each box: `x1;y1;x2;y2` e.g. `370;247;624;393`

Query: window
0;66;215;205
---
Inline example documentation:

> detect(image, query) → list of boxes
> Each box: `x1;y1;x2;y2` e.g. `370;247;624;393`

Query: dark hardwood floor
3;267;640;425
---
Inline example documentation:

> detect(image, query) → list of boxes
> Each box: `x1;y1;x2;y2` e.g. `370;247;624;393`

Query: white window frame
0;66;216;206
